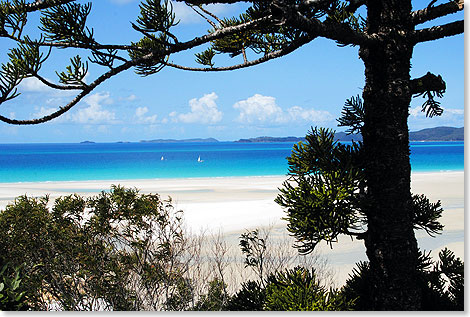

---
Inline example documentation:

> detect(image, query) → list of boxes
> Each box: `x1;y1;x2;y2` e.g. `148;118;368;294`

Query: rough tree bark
360;0;420;310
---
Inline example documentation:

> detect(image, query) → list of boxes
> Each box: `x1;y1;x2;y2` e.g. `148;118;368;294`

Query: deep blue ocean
0;141;464;183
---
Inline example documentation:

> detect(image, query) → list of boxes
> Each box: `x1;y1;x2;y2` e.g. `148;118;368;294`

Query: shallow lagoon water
0;141;463;183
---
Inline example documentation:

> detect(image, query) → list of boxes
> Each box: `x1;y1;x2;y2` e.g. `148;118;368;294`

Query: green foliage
276;126;445;254
0;264;29;311
264;267;353;311
0;0;27;37
195;48;216;67
411;194;444;236
193;279;227;311
342;248;464;311
339;261;373;310
165;277;193;311
421;248;465;310
326;2;365;35
56;55;88;86
0;36;47;103
135;0;178;34
276;127;365;253
0;186;194;310
211;13;254;58
337;95;364;135
239;229;267;281
225;280;265;311
39;2;93;44
128;36;168;76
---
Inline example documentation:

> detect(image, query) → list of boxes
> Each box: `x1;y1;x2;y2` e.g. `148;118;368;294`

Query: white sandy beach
0;171;464;286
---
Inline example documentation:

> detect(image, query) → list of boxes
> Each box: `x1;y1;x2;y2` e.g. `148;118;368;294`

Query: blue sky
0;0;464;143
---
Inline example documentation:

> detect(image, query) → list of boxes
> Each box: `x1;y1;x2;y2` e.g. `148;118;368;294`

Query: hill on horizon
235;126;464;143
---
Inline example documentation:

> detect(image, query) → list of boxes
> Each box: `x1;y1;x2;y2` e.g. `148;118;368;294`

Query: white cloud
233;94;333;125
135;106;158;124
171;92;223;124
126;94;137;101
286;106;333;122
410;105;464;117
135;106;148;117
234;94;283;123
70;92;116;124
19;77;52;93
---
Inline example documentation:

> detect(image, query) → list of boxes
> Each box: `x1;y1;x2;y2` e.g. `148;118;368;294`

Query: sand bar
0;171;464;286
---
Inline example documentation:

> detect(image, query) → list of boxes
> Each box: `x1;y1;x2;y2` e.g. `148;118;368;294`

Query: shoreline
0;169;464;186
0;171;464;286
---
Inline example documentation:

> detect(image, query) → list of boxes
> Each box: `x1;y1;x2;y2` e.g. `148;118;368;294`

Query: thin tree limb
411;0;464;25
288;10;378;46
21;0;75;13
0;14;272;124
0;60;135;125
197;5;223;25
33;72;85;90
166;34;314;72
2;32;141;51
189;5;218;28
241;45;247;63
176;0;251;4
412;20;464;44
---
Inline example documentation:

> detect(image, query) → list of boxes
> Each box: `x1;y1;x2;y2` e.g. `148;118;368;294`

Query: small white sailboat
161;156;164;161
197;155;204;163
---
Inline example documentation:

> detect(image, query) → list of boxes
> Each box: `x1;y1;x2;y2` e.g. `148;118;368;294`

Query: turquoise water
0;141;463;183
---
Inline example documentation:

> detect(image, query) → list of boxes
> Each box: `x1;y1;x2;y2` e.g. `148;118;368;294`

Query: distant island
236;132;362;143
236;126;463;143
409;126;463;141
140;138;219;143
83;126;463;144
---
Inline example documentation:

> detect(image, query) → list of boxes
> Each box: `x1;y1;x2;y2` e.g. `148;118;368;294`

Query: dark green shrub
342;248;464;311
264;267;353;311
0;264;29;311
193;279;227;311
0;186;195;310
225;280;265;311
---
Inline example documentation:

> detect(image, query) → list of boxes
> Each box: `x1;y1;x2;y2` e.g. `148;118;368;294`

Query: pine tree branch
189;5;218;28
169;14;271;51
412;20;463;44
411;0;464;26
32;72;85;90
0;60;135;125
0;14;272;124
13;0;75;13
2;32;140;51
410;72;445;95
344;0;365;13
288;10;378;46
176;0;252;4
197;5;223;25
166;34;313;72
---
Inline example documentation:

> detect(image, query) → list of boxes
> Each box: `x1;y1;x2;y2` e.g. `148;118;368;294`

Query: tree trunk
360;0;421;310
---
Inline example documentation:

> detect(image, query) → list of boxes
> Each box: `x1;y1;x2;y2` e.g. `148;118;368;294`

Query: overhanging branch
166;34;314;72
176;0;253;4
411;0;464;25
24;0;75;12
412;20;464;44
288;10;377;46
410;72;446;95
0;14;272;124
